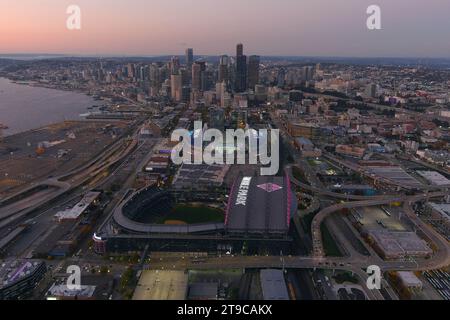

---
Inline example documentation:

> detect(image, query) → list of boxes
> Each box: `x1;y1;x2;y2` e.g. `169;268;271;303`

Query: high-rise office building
170;56;180;75
192;61;206;91
192;62;201;91
217;81;229;107
201;69;214;92
236;43;244;56
235;43;247;93
218;55;229;84
277;68;286;88
247;55;260;90
302;66;314;81
127;63;135;78
149;64;159;82
171;74;183;101
365;83;378;98
138;66;148;81
181;86;191;102
149;64;161;96
185;48;193;68
216;81;227;101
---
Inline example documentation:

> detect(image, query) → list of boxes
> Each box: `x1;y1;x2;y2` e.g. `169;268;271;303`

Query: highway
145;188;450;287
264;107;450;298
277;110;449;265
0;120;145;231
134;182;448;300
148;114;447;298
0;101;445;300
309;191;448;257
286;165;400;201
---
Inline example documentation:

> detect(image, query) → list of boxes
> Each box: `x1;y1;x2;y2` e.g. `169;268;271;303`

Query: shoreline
1;76;91;96
0;77;96;137
1;120;89;141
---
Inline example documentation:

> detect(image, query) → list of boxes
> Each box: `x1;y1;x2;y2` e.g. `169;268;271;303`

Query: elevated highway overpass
310;191;449;267
286;165;399;201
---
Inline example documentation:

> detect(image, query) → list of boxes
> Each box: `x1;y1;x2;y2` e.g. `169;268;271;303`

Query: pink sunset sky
1;0;449;57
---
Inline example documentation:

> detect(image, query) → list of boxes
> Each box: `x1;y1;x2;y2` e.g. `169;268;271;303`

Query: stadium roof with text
225;175;295;235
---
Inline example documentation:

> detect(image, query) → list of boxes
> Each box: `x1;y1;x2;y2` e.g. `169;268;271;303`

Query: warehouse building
260;269;289;300
0;259;46;300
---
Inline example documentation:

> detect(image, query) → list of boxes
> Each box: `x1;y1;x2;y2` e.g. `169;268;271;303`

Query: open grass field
321;223;344;257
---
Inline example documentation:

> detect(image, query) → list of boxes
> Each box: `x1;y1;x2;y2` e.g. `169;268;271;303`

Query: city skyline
2;0;450;58
0;0;449;305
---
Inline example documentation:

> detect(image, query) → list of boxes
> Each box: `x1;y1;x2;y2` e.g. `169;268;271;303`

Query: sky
1;0;450;58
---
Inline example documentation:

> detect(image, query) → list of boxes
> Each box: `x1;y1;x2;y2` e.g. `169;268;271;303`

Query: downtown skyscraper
247;55;260;91
185;48;193;68
218;55;229;84
192;61;206;92
235;43;247;93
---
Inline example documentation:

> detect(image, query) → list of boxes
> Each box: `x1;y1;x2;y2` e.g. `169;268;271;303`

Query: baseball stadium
93;174;297;254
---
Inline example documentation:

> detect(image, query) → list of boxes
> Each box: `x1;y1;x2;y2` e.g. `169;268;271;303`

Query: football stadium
93;175;297;254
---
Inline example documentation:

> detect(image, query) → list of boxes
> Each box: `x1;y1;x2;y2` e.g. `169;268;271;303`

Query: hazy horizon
1;0;450;58
3;53;450;61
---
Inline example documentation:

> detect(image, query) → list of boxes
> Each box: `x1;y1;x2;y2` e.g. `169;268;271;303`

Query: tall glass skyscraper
235;43;247;92
247;55;260;90
185;48;193;67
